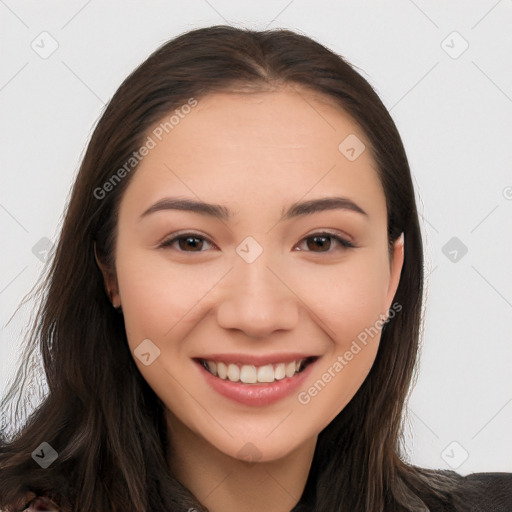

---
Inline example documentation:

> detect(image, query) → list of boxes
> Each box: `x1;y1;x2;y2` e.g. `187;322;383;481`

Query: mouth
193;354;321;407
193;355;319;385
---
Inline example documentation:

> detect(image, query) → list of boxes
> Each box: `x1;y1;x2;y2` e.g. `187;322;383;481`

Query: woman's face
102;87;404;462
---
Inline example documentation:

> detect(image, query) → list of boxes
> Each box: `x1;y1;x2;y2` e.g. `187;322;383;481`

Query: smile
194;355;321;407
197;356;318;385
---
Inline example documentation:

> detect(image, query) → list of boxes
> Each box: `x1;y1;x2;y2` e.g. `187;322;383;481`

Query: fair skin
97;86;404;512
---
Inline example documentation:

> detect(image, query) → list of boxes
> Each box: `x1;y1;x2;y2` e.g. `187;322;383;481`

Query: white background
1;0;511;475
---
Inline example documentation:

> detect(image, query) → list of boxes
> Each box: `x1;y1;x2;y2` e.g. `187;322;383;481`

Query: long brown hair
1;25;459;512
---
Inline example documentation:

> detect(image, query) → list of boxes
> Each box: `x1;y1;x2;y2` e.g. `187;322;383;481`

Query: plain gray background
1;0;511;474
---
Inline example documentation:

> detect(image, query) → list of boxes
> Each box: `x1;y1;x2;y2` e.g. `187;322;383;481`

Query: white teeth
206;360;217;376
217;362;227;379
240;365;258;383
274;363;286;380
285;361;296;378
201;358;310;384
227;363;240;382
256;364;274;383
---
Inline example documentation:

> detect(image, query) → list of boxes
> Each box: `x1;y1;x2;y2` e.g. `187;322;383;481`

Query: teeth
216;362;227;379
285;361;296;378
201;358;309;384
274;363;286;380
206;360;217;376
241;365;258;383
227;364;240;382
257;364;274;383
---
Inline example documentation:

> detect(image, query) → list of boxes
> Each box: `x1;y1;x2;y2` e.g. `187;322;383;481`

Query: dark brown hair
0;25;459;512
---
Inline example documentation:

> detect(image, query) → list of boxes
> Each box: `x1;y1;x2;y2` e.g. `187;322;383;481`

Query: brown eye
159;233;214;252
296;232;355;253
177;236;205;251
306;235;331;252
158;231;355;254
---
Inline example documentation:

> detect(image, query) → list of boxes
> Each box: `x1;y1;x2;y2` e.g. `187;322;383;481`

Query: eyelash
157;231;356;254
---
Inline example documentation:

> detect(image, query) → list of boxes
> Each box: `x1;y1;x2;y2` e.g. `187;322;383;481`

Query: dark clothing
291;471;512;512
448;472;512;511
21;471;512;511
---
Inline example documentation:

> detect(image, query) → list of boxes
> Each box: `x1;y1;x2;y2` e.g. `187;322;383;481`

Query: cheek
114;250;209;345
295;252;390;344
294;258;389;415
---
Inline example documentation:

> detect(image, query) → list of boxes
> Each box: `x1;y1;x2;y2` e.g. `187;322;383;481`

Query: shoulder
451;472;512;511
419;468;512;511
402;467;512;512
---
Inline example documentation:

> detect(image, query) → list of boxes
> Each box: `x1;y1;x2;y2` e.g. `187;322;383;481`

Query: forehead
154;87;369;160
121;87;386;222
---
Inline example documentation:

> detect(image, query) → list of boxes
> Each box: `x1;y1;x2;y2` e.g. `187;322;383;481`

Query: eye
157;231;356;254
158;232;215;252
295;232;355;253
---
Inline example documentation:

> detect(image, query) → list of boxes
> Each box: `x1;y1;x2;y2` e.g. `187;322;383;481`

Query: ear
385;232;405;310
94;241;121;308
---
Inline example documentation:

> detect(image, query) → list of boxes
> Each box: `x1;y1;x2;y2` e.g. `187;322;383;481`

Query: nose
216;252;300;338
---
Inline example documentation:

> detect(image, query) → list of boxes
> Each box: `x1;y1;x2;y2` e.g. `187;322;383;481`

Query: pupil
179;236;202;251
308;235;330;252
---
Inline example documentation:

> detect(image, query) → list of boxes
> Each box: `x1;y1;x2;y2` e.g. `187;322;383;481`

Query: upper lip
193;353;320;366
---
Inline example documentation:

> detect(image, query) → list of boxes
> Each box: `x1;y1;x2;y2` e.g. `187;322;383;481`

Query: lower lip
194;358;319;407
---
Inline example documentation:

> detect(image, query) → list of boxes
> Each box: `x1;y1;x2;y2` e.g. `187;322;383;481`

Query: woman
1;25;510;512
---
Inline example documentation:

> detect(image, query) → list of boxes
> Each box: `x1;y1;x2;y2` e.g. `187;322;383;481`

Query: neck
165;409;316;512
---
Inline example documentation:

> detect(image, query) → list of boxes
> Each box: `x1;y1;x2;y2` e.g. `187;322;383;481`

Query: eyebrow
139;195;368;222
